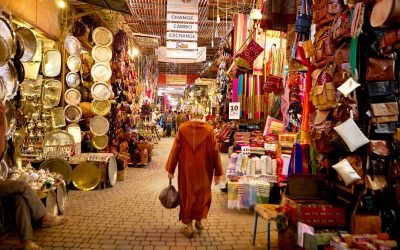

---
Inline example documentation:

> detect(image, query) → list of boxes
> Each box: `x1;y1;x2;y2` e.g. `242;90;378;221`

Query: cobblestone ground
1;137;278;250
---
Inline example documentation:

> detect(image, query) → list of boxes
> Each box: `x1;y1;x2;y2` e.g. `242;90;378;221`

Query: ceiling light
132;48;139;56
57;0;66;9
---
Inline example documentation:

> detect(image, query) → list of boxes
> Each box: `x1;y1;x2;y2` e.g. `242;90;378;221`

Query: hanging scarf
232;78;239;102
228;181;239;209
238;74;244;118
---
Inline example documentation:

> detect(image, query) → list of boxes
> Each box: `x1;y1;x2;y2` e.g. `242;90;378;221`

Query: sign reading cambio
167;0;198;13
167;23;198;32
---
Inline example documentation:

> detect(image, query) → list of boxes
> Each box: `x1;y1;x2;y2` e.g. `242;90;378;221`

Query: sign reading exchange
167;32;198;41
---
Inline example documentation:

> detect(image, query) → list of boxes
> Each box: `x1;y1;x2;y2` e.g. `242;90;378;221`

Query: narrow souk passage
1;137;278;250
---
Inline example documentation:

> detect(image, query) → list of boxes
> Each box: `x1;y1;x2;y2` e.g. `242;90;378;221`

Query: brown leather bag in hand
159;179;180;209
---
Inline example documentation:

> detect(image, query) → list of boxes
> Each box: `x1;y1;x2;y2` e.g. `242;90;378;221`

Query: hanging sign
166;74;187;85
229;102;240;120
167;41;197;49
167;49;197;59
167;13;198;23
167;23;198;32
167;32;197;41
167;0;198;13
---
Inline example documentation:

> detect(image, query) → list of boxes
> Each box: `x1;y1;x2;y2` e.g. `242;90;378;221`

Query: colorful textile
256;181;271;204
241;155;249;173
260;156;267;175
235;153;244;173
238;74;244;118
249;180;257;206
228;181;239;209
255;157;261;175
233;14;251;54
232;78;239;102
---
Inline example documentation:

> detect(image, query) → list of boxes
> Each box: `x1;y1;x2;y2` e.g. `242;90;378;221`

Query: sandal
180;226;194;238
42;215;68;228
23;241;42;250
195;221;205;231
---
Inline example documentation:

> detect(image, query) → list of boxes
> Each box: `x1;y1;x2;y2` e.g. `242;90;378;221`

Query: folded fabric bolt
246;158;252;175
272;159;277;175
235;153;244;172
250;157;256;176
241;155;248;173
249;180;257;206
228;181;239;209
260;156;267;175
266;156;272;174
255;157;261;175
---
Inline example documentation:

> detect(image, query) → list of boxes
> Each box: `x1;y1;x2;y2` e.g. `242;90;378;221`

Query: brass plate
71;162;101;191
91;100;111;116
92;135;108;150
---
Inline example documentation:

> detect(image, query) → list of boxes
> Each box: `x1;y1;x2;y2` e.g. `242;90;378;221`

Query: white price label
229;102;240;120
241;146;250;155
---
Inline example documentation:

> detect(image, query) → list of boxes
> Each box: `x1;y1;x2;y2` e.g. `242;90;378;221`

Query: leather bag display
365;57;395;81
313;0;344;28
159;180;180;209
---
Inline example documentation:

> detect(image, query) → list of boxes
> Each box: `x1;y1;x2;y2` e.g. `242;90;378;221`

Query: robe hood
179;122;213;151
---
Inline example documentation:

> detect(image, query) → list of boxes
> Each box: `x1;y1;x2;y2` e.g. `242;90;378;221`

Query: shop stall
214;0;400;247
0;0;160;217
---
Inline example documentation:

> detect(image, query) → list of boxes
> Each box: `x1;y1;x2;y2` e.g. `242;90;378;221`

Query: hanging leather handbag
365;57;396;81
309;110;335;153
333;92;359;121
313;0;344;28
346;154;364;184
313;27;336;68
367;81;398;97
332;8;352;43
380;27;400;54
311;68;337;110
369;140;391;157
370;102;399;123
333;44;351;87
264;75;284;95
295;0;312;33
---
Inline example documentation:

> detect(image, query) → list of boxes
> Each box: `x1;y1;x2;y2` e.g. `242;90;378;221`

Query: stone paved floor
1;137;278;250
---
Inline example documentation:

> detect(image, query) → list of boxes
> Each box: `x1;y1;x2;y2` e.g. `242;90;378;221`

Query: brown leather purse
311;68;337;111
370;102;399;123
333;44;351;87
313;27;336;68
365;57;395;81
346;154;364;184
380;28;400;54
332;9;351;43
309;110;335;153
313;0;344;28
369;140;391;157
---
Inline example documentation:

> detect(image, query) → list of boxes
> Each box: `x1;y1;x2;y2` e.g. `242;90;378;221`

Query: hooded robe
165;121;224;224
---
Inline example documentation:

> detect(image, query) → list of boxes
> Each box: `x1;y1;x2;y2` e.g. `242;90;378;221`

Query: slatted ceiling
70;0;256;75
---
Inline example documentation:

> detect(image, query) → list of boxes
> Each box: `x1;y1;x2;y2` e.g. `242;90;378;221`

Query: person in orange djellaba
165;104;224;238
